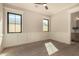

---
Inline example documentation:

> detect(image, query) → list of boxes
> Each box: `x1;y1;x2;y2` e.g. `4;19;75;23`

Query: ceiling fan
34;3;48;10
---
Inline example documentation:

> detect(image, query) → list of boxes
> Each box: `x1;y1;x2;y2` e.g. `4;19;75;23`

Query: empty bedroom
0;3;79;56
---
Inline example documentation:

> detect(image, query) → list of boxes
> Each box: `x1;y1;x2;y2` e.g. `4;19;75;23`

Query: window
7;12;22;33
43;19;49;32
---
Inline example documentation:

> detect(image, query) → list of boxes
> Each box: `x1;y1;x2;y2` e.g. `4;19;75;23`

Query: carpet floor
1;39;79;56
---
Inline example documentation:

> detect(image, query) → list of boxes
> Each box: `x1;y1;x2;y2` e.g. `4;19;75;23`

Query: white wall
0;4;3;52
50;10;71;44
3;5;50;48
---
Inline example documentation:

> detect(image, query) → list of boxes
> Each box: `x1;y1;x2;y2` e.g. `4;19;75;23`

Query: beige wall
2;5;50;48
50;10;71;44
0;4;3;52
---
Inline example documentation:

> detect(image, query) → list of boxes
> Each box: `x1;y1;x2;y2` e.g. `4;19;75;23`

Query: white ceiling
7;3;78;15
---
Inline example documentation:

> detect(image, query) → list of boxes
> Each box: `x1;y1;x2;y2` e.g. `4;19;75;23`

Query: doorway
71;11;79;42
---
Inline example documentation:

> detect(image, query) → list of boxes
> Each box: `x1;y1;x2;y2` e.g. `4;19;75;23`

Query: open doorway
71;11;79;42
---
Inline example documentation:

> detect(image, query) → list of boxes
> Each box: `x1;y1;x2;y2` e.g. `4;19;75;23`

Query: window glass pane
8;12;22;33
43;26;48;31
16;15;21;24
43;19;48;32
9;14;16;24
9;24;15;32
16;24;21;32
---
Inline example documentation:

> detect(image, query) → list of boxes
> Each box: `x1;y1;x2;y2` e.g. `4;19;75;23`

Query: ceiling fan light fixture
43;4;47;6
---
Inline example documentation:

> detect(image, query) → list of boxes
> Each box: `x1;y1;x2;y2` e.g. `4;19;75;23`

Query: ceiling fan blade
45;6;48;10
34;3;47;5
34;3;48;10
